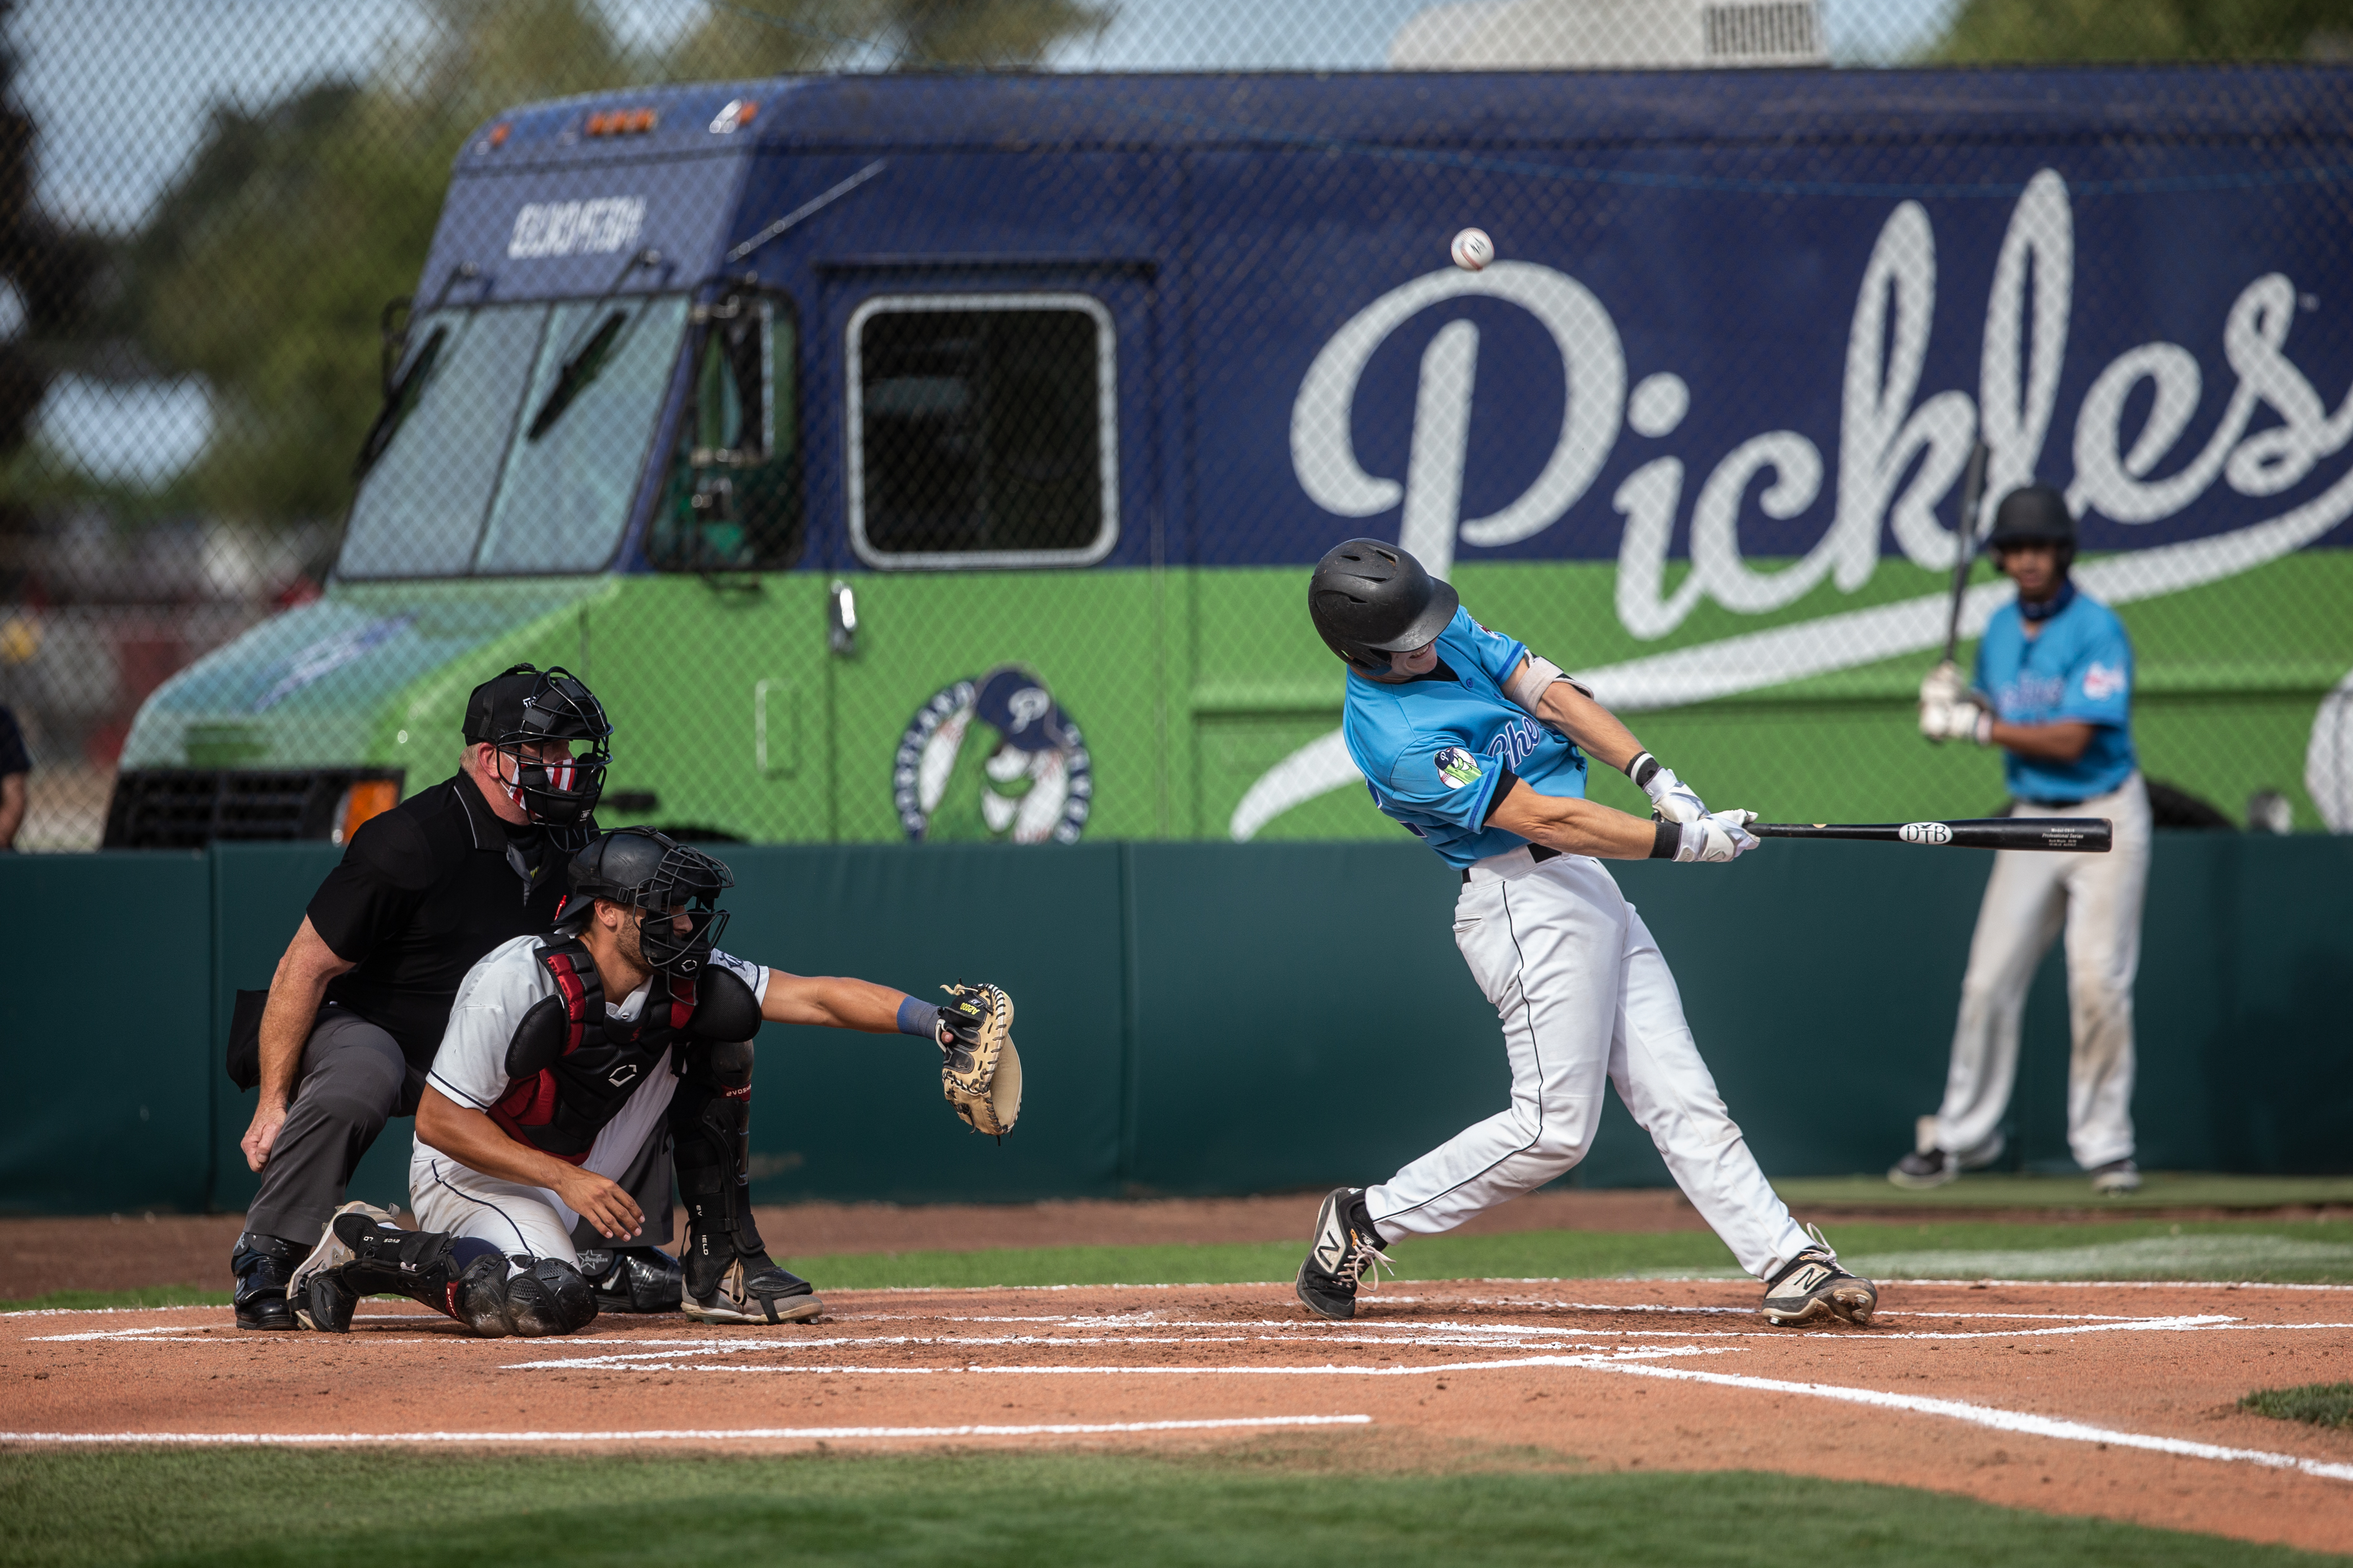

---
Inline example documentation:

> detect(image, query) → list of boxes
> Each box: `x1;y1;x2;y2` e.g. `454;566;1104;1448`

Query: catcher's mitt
938;982;1022;1138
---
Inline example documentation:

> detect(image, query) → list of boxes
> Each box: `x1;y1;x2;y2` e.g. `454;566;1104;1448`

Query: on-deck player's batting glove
937;982;1023;1138
1919;694;1991;745
1672;810;1760;863
1624;752;1707;825
1919;660;1967;711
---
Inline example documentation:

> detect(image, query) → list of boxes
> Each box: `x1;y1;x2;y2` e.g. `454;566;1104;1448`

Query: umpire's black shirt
305;772;587;1069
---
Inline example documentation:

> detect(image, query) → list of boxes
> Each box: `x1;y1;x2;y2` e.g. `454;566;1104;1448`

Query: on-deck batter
1293;539;1877;1330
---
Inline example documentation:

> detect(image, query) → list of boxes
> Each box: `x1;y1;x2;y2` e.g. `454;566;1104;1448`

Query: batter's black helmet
1308;540;1460;675
464;664;611;828
559;826;733;978
1985;485;2077;568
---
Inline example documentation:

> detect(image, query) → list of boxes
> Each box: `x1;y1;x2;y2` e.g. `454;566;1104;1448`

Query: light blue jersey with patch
1974;590;2138;802
1342;607;1589;869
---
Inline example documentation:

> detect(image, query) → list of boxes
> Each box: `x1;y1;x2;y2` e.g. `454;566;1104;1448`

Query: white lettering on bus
506;196;646;260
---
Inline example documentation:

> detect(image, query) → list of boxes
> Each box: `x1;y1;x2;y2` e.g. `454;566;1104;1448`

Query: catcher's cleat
577;1245;684;1313
230;1232;305;1331
1761;1226;1877;1328
684;1257;824;1325
2089;1158;2141;1196
284;1201;399;1331
1294;1187;1394;1323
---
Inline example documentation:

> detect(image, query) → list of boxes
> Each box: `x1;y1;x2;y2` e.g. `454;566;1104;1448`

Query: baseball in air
1450;227;1494;271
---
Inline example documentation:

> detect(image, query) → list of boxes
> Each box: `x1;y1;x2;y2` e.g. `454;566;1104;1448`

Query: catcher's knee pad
502;1258;599;1337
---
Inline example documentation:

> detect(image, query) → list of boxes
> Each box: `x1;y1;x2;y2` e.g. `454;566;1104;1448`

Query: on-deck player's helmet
1308;539;1461;675
557;826;733;978
464;664;612;827
1984;485;2077;571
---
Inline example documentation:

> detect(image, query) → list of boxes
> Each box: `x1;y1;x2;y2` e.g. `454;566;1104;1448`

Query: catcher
285;826;1019;1337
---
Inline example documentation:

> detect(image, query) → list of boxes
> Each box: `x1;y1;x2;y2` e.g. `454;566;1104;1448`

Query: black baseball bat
1749;818;2112;852
1941;440;1991;667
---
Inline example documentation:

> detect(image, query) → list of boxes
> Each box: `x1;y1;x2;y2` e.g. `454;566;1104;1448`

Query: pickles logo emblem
895;666;1094;844
1435;747;1482;790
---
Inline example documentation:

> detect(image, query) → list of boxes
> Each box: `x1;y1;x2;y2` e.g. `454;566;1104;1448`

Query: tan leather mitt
937;982;1022;1138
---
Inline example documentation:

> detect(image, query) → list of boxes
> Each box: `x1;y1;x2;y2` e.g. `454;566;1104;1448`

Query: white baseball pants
1364;849;1814;1283
407;1055;678;1264
1927;772;2150;1170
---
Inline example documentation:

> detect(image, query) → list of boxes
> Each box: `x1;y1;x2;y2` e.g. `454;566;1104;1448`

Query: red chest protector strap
488;937;687;1164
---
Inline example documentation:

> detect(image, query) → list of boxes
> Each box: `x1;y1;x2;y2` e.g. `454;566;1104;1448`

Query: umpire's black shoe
230;1232;306;1331
1294;1187;1394;1322
577;1245;684;1313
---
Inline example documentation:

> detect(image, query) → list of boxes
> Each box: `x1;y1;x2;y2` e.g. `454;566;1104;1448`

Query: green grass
1774;1172;2353;1211
9;1216;2353;1314
2241;1384;2353;1430
2;1445;2344;1568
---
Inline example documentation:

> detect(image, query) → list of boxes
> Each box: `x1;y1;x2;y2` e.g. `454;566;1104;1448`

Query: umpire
230;665;675;1328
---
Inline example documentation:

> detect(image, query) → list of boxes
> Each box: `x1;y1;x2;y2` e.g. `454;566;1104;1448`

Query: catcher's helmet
1308;539;1460;675
464;664;611;828
559;826;733;978
1985;485;2076;568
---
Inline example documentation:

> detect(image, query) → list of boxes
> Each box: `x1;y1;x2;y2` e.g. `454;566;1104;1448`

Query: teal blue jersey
1342;607;1590;868
1974;589;2138;802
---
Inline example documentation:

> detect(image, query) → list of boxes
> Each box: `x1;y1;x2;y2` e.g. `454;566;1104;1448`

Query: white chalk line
1576;1359;2353;1484
503;1347;1720;1375
0;1414;1374;1447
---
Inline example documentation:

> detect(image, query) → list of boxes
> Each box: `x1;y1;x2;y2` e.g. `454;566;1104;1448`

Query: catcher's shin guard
671;1038;769;1296
290;1202;516;1338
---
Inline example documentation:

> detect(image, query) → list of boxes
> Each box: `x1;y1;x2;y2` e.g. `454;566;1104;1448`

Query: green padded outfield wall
0;834;2347;1215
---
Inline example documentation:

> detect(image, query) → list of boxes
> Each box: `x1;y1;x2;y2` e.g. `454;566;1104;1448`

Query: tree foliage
1935;0;2353;61
112;0;1108;526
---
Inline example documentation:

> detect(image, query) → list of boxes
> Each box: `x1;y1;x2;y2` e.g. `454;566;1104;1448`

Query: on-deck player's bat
1941;439;1993;667
1748;818;2112;852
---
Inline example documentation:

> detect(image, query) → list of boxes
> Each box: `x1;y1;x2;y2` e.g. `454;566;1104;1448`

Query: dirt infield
8;1278;2351;1555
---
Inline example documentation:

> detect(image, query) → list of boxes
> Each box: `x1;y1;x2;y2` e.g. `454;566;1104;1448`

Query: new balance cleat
1294;1187;1394;1322
1762;1226;1877;1328
684;1257;823;1324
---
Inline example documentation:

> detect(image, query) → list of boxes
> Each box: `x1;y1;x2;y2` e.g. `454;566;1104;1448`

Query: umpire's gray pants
241;1005;674;1250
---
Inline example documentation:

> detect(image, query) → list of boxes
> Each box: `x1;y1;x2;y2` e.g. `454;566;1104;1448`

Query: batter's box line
499;1347;1723;1375
0;1414;1375;1447
1574;1359;2353;1485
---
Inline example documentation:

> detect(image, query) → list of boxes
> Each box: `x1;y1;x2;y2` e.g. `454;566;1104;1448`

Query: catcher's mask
1308;539;1459;675
464;664;612;827
558;827;734;979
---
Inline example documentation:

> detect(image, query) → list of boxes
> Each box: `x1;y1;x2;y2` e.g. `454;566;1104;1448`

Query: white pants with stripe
407;1059;678;1264
1364;850;1813;1283
1927;772;2150;1170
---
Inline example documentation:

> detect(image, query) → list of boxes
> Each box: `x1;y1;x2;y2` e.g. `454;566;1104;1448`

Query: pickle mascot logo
894;666;1094;844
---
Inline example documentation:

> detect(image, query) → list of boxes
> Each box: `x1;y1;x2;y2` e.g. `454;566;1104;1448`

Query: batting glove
1919;696;1991;745
1626;752;1708;825
1674;810;1760;863
1919;660;1967;711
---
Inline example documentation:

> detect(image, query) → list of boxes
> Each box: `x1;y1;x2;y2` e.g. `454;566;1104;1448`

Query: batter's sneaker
577;1245;685;1313
1294;1187;1394;1322
230;1232;305;1331
684;1257;824;1324
2089;1159;2142;1196
1761;1227;1877;1328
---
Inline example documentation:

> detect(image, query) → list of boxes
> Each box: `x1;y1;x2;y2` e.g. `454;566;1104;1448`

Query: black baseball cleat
577;1245;685;1313
230;1232;306;1331
1885;1149;1960;1189
1294;1187;1394;1322
684;1255;824;1323
284;1202;399;1331
1761;1227;1877;1328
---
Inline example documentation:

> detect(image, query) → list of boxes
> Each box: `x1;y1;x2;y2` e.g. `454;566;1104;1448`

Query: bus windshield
337;295;690;579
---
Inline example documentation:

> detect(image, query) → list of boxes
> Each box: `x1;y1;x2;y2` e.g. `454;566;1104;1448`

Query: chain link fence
2;0;2349;851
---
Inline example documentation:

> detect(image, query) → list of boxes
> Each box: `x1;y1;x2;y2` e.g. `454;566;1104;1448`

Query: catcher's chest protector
490;937;697;1163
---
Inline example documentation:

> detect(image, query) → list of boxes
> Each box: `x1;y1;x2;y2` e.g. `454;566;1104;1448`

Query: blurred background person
1899;486;2151;1196
0;701;25;850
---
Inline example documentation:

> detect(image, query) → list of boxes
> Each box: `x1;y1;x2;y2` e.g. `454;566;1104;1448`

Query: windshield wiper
525;310;628;441
351;324;449;481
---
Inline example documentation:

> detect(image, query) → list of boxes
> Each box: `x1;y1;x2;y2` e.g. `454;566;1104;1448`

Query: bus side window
650;291;802;571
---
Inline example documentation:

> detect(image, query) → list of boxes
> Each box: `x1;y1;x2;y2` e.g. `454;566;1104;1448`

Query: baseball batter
1903;485;2148;1193
1295;540;1876;1329
286;826;1013;1336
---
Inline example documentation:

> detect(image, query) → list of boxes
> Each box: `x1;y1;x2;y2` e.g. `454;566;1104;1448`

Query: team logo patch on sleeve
1434;747;1483;790
2082;661;2128;701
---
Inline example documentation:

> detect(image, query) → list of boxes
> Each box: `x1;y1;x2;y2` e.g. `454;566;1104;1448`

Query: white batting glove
1919;660;1966;710
1919;696;1991;745
1626;752;1708;824
1674;809;1760;863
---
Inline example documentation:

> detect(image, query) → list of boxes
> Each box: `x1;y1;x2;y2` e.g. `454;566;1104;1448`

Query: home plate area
10;1278;2353;1553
